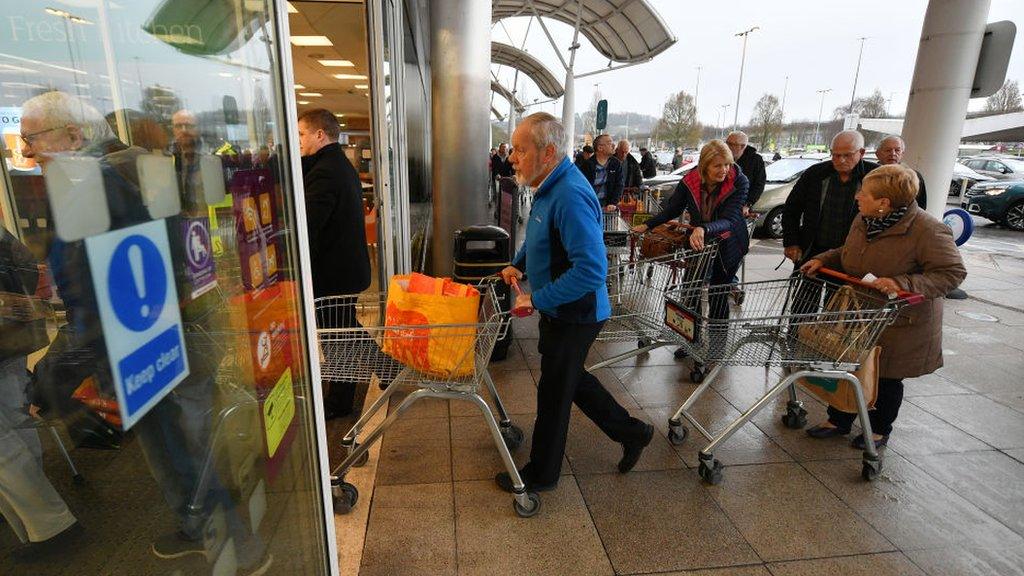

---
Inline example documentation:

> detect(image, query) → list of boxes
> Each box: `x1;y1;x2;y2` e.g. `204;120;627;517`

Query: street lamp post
720;103;731;139
733;26;758;130
849;37;868;113
694;65;702;117
815;88;832;146
44;7;93;98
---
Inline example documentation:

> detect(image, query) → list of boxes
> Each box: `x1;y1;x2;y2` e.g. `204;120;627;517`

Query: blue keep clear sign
86;219;189;429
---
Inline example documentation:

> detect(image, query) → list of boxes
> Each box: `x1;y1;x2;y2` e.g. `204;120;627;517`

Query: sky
492;0;1024;129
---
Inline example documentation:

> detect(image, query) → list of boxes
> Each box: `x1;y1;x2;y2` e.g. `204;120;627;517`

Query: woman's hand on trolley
800;258;824;276
871;277;902;296
689;226;705;251
500;266;523;285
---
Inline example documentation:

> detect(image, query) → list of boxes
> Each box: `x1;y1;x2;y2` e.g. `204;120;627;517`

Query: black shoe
151;530;207;560
673;347;689;359
618;423;655;473
851;433;888;450
806;424;850;439
493;471;557;494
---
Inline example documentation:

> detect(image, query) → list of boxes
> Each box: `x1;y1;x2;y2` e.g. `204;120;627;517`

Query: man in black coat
639;147;657;179
726;131;767;212
577;134;625;211
782;130;879;266
298;108;371;417
615;140;643;190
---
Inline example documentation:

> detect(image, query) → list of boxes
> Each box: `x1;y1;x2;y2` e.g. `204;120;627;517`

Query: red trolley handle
509;277;534;317
817;267;925;305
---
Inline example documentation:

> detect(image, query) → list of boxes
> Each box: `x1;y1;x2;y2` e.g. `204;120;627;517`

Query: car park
641;160;698;195
960;155;1024;181
750;154;825;238
961;179;1024;231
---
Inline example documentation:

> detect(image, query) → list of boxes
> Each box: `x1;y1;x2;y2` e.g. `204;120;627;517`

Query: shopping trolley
590;239;720;372
317;283;541;517
603;209;633;261
661;268;924;485
731;213;762;306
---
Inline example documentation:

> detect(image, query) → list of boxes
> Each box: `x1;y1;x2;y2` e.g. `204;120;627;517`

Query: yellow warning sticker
263;368;295;458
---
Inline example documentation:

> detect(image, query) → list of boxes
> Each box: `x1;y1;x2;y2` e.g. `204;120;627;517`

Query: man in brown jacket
801;165;966;449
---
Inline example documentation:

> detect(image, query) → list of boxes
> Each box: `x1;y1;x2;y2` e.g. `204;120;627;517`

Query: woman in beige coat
800;164;966;449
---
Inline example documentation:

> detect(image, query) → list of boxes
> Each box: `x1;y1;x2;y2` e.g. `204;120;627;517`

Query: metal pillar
903;0;991;218
430;0;491;274
561;69;575;154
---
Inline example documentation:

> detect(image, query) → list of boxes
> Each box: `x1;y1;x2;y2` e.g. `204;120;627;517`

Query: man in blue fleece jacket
496;113;654;493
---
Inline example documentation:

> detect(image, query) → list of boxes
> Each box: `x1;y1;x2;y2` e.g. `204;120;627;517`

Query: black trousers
527;315;646;484
321;296;360;415
828;377;904;436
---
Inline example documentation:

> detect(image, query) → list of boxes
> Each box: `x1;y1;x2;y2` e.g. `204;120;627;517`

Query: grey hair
523;112;564;152
832;129;865;150
726;131;749;144
878;134;905;148
22;91;114;143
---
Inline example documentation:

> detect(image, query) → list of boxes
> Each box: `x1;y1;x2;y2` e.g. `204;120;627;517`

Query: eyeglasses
20;126;66;147
831;150;860;160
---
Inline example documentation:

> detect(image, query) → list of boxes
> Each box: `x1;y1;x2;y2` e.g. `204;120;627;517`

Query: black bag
0;229;49;360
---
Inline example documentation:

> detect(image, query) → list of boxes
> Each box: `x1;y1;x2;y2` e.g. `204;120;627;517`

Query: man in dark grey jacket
577;134;625;211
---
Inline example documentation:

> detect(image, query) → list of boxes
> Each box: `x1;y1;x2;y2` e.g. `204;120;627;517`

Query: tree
656;91;701;148
985;80;1023;113
750;93;783;149
833;88;888;120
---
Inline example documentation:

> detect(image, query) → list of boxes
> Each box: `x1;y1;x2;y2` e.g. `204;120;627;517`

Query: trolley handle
509;277;534;317
817;267;925;305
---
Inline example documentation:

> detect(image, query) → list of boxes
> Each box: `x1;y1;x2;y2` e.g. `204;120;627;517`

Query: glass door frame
268;0;341;573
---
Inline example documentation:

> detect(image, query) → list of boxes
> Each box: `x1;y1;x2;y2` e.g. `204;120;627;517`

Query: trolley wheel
501;424;525;451
698;456;724;485
690;367;706;384
637;337;652;349
72;474;86;486
331;479;359;514
861;457;882;481
348;442;370;467
673;347;689;360
667;426;689;446
513;492;541;518
781;405;808;429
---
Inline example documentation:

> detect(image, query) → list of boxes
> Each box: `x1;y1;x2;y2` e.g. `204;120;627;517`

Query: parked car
949;161;995;196
962;179;1024;231
750;154;825;238
960;156;1024;181
641;160;697;196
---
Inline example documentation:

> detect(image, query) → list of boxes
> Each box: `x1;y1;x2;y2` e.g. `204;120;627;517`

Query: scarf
863;205;908;239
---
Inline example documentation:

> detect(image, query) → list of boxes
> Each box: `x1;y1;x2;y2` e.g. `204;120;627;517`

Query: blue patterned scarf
863;205;908;239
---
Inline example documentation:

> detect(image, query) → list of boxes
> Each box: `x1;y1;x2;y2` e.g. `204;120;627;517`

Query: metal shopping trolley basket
590;239;719;371
661;267;923;485
316;283;541;517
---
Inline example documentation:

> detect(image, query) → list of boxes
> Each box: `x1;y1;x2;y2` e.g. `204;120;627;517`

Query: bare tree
750;93;783;149
833;88;888;120
656;91;701;148
985;80;1023;113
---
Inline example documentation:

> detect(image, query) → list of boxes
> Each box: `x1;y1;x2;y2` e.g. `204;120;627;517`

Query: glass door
0;0;334;574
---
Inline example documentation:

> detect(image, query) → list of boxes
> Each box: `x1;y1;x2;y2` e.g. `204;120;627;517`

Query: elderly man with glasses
781;130;879;267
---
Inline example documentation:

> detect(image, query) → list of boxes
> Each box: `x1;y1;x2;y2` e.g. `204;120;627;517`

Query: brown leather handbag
640;221;690;259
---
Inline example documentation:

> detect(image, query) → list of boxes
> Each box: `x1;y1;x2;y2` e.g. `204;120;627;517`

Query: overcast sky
492;0;1024;128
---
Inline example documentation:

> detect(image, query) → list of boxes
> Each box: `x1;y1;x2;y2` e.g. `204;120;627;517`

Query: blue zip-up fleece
512;157;611;323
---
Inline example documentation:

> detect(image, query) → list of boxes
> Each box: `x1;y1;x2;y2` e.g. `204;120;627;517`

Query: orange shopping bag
382;273;480;377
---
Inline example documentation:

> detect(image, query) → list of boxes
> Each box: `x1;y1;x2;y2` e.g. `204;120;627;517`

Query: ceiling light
290;36;332;47
318;59;354;67
297;100;310;105
287;1;298;13
334;113;345;117
339;123;346;127
354;84;368;90
218;72;234;77
298;92;322;97
333;74;368;80
293;84;305;89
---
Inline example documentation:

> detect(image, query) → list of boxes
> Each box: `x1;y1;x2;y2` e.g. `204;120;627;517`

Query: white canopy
491;41;564;99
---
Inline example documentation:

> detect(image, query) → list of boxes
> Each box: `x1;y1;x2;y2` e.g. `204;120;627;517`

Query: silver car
750;155;824;238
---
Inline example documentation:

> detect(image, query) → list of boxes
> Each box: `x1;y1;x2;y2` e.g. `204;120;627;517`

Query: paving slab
375;416;452;486
564;396;686;475
576;469;760;574
449;414;570;482
360;482;456;576
885;401;991;456
448;369;537;417
613;364;702;408
901;372;973;397
908;395;1024;450
649;566;772;576
453;478;613;576
705;462;893;562
766;552;925;576
903;545;1024;576
804;454;1024;551
907;450;1024;537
